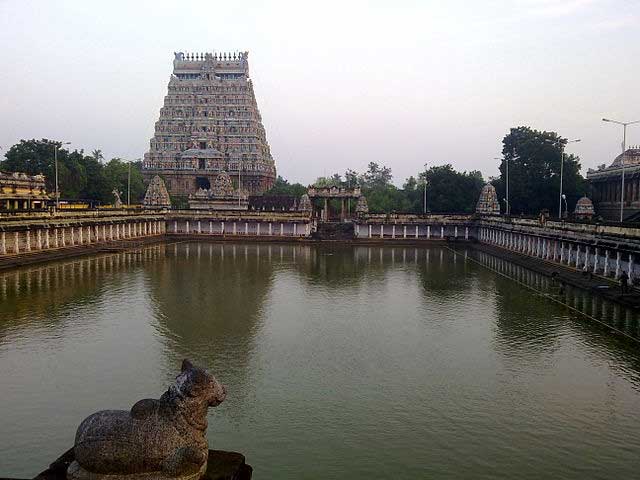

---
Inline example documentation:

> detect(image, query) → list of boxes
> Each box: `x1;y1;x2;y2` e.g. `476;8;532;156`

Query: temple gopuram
587;147;640;220
143;51;276;199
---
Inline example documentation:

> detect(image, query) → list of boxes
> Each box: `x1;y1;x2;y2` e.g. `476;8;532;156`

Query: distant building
143;51;276;198
0;172;50;210
587;147;640;220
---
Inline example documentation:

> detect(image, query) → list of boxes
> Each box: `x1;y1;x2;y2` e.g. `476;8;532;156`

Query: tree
361;162;393;189
494;126;585;216
91;149;104;163
265;175;307;197
419;165;484;213
1;139;145;205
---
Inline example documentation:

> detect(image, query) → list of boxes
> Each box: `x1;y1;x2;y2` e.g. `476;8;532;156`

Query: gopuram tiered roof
143;51;276;198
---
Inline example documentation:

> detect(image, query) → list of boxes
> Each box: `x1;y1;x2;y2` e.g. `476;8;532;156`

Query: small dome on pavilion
574;196;594;218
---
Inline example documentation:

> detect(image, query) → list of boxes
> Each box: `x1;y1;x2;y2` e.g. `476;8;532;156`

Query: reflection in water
2;242;640;480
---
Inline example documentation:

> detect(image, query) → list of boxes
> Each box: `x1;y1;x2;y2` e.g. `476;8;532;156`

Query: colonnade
478;226;637;281
355;223;470;240
168;219;311;237
0;219;165;256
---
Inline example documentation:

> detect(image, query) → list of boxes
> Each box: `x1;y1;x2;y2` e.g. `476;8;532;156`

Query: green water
1;242;640;479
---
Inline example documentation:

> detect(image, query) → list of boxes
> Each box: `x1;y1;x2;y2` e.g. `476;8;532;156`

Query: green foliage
305;161;483;214
421;165;484;213
493;126;585;215
1;139;146;205
265;175;307;197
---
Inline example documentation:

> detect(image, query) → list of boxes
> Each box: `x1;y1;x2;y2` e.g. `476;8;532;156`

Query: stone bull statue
67;360;227;480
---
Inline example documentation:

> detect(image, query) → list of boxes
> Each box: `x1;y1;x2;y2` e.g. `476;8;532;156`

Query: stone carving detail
475;183;500;215
67;360;226;480
112;189;123;209
143;175;171;208
355;196;369;216
211;172;235;197
298;194;312;212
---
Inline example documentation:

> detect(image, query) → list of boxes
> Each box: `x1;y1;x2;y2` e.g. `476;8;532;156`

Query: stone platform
2;449;251;480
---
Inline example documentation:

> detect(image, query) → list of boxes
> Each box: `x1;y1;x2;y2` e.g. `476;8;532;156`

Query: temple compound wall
477;216;640;282
165;211;312;238
0;211;166;256
142;52;276;198
4;211;640;288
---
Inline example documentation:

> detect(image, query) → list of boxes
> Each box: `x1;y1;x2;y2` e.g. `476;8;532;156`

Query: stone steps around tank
1;448;252;480
313;221;355;240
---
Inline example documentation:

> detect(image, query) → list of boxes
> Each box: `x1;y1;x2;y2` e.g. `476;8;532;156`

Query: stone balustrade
0;212;166;257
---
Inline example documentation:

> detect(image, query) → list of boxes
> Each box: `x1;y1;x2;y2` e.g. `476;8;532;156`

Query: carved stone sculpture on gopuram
67;360;226;480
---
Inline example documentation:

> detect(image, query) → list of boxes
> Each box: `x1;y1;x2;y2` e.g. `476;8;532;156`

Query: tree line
1;139;145;205
3;126;588;214
268;126;587;216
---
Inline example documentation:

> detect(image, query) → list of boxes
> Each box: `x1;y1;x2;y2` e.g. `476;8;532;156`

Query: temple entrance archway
196;177;211;190
307;185;363;222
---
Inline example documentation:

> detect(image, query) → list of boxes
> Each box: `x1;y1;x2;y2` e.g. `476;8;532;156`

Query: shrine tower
143;51;276;197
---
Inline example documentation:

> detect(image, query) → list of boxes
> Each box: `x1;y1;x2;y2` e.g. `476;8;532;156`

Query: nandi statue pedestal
66;360;226;480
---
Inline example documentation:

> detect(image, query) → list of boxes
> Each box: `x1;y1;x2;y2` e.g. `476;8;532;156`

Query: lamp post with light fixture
558;139;581;219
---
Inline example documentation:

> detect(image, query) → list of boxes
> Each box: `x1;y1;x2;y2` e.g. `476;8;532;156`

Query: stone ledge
2;449;251;480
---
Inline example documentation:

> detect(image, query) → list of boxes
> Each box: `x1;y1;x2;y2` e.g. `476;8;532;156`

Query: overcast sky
0;0;638;185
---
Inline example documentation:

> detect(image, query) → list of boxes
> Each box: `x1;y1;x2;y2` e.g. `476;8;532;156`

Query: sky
0;0;638;186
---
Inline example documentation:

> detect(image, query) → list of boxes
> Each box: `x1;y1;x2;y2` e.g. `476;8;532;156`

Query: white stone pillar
36;229;42;250
233;222;237;235
465;227;469;240
269;222;272;235
368;225;372;238
567;244;573;266
440;226;444;239
380;225;384;238
25;230;31;251
14;232;19;253
173;220;178;233
604;250;610;276
61;228;66;247
583;246;590;271
403;225;407;238
109;224;113;240
257;223;261;236
615;251;621;278
280;223;284;236
44;229;50;249
454;226;458;239
209;221;213;234
560;242;565;263
293;223;297;236
593;248;599;273
79;226;84;244
185;221;189;234
0;232;6;255
392;225;396;238
245;222;249;235
426;226;430;239
198;220;202;233
70;227;76;246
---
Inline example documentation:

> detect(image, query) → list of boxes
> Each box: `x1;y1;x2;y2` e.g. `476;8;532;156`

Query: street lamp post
127;161;131;206
423;163;428;214
54;142;71;210
602;118;640;222
558;139;581;219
